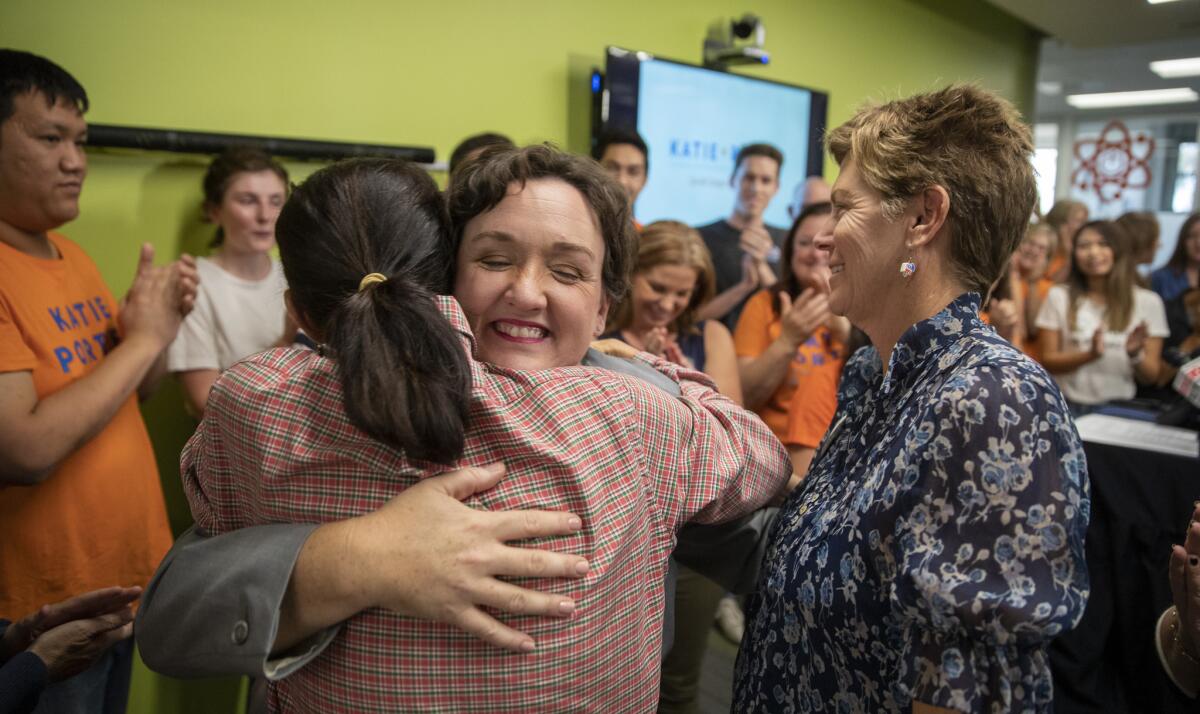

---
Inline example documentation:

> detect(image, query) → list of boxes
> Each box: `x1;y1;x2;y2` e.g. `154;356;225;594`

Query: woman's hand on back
342;463;590;653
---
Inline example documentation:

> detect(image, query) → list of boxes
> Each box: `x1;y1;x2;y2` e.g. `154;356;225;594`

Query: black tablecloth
1051;440;1200;713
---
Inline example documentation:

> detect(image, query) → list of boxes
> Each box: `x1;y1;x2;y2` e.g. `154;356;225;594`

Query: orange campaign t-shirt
1019;277;1054;365
734;289;846;443
0;232;172;619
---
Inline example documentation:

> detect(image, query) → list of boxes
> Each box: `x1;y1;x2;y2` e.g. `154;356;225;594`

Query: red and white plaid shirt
182;296;788;713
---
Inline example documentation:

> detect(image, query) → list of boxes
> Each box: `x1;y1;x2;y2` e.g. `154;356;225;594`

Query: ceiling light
1066;88;1199;109
1037;81;1062;95
1150;57;1200;78
1147;0;1187;4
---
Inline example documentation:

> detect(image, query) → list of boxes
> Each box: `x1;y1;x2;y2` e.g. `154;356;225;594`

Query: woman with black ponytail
270;157;470;463
179;152;790;713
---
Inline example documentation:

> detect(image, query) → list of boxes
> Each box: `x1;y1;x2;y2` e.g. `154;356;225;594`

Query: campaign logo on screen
633;59;813;232
667;139;741;164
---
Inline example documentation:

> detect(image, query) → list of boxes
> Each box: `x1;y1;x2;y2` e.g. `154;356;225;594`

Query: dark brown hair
1115;211;1159;260
448;132;514;176
202;146;289;247
1066;220;1136;332
733;143;783;178
826;84;1037;297
447;143;637;304
1167;212;1200;273
275;158;470;464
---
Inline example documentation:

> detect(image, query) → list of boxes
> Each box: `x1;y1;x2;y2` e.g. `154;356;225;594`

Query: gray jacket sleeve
674;507;779;594
135;524;338;680
581;348;681;395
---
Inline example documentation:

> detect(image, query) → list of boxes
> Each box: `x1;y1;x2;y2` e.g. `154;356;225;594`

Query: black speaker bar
85;124;435;164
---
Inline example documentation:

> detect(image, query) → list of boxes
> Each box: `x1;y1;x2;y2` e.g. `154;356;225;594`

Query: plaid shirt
182;296;789;713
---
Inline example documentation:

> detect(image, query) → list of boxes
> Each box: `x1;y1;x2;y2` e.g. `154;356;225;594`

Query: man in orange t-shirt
0;49;195;711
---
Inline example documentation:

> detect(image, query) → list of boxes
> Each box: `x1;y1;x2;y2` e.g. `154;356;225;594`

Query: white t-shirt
167;257;288;373
1035;285;1169;405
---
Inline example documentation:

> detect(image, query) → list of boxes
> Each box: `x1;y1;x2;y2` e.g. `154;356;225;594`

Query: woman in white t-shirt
167;147;291;415
1036;220;1168;412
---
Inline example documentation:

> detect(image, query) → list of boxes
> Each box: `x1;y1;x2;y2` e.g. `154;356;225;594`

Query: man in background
593;128;648;222
788;175;831;222
695;143;785;330
448;132;514;178
0;48;195;712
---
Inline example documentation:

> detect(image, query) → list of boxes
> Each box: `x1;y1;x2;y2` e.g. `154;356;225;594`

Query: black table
1051;439;1200;713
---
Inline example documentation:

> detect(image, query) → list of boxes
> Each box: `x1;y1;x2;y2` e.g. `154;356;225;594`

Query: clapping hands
778;288;831;350
0;586;141;683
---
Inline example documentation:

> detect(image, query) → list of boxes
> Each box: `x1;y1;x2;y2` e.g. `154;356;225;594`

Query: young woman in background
734;201;850;476
1044;199;1088;282
167;147;291;415
1013;223;1056;363
1037;220;1168;413
602;220;741;401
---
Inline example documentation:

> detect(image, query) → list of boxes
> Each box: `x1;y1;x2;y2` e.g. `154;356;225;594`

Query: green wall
0;1;1037;711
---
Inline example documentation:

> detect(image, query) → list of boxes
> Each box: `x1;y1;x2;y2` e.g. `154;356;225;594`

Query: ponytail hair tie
358;273;388;292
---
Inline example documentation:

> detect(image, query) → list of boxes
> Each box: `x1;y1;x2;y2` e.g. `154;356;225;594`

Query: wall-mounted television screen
599;46;828;230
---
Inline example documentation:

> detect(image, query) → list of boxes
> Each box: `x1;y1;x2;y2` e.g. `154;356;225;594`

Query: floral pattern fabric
733;292;1090;713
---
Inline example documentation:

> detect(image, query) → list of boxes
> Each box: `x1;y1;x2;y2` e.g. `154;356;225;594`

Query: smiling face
453;178;609;370
208;170;287;256
1073;227;1114;279
789;213;831;293
599;143;647;206
0;91;88;236
821;159;908;323
1016;228;1052;276
629;263;699;330
732;155;780;219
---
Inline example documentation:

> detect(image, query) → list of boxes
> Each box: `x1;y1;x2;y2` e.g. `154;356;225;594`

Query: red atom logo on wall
1071;120;1155;203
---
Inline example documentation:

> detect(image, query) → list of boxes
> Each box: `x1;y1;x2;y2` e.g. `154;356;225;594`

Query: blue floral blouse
733;292;1090;713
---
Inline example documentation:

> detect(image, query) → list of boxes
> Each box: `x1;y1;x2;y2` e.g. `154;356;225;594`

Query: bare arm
1133;335;1163;386
695;282;757;323
137;351;170;402
0;245;188;483
739;289;828;410
177;369;220;417
695;254;759;323
787;446;815;480
1037;328;1100;375
1161;506;1200;698
701;320;742;405
139;254;197;402
0;335;162;484
274;464;590;655
1023;282;1045;342
739;339;796;410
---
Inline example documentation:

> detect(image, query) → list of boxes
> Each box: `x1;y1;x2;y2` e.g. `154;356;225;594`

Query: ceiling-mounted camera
703;13;769;70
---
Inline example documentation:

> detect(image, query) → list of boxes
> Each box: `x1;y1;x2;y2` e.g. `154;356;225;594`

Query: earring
899;258;917;278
